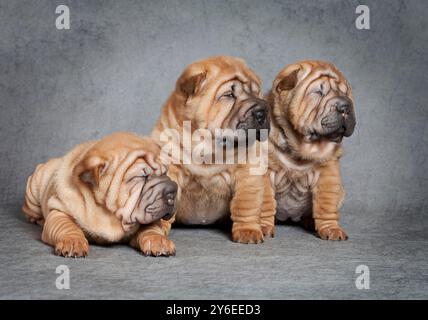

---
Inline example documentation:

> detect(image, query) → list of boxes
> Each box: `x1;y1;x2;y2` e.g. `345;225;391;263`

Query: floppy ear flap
276;68;300;93
78;157;107;188
176;68;207;98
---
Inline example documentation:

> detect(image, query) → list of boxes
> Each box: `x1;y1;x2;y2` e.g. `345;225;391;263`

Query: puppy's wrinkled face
176;56;270;147
274;61;356;144
114;158;177;230
77;133;177;231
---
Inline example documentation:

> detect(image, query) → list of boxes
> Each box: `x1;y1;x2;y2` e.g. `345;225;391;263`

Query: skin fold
23;132;178;257
264;60;356;240
151;56;276;243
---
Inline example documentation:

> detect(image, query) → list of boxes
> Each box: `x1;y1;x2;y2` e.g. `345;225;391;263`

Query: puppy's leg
260;174;276;238
231;167;264;244
129;219;176;256
160;218;173;236
312;159;348;240
22;164;47;226
41;210;89;257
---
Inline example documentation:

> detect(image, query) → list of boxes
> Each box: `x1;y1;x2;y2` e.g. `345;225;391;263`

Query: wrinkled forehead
204;61;261;92
308;75;349;94
87;136;158;162
303;62;346;83
299;62;349;92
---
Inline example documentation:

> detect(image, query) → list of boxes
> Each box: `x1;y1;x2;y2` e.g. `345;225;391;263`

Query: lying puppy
152;56;276;243
23;132;178;257
266;60;356;240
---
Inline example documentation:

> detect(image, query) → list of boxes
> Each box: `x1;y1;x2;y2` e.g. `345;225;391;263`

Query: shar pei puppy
23;132;178;257
265;60;356;240
151;56;276;243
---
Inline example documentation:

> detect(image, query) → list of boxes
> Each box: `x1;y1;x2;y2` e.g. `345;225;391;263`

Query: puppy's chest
176;174;233;225
274;168;320;222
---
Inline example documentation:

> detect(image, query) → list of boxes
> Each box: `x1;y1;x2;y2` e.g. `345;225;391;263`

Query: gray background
0;0;427;299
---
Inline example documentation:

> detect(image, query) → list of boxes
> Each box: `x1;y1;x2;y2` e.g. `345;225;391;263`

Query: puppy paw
261;225;275;238
29;217;45;227
131;153;167;179
143;153;167;176
318;226;348;240
232;228;264;244
55;237;89;258
139;234;176;257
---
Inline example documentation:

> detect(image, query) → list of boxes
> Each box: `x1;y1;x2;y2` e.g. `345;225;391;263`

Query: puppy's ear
275;68;300;93
176;68;207;98
77;157;107;188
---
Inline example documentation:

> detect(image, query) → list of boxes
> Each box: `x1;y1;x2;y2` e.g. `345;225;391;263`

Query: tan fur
23;132;175;257
266;60;354;240
152;56;275;243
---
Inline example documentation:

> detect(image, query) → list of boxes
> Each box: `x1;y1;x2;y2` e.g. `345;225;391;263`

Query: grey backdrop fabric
0;0;427;299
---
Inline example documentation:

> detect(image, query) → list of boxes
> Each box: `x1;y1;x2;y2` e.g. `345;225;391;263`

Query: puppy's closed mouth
307;126;346;143
324;127;346;143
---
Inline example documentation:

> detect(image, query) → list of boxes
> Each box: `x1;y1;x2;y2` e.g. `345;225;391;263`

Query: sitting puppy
151;56;276;243
23;132;178;257
265;60;356;240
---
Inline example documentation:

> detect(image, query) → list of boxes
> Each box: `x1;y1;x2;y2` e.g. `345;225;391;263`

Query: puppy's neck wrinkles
269;109;342;169
269;118;314;171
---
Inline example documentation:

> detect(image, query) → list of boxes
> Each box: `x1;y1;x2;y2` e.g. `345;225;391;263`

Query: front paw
139;234;176;256
318;226;348;240
143;153;167;176
261;225;275;238
232;228;264;244
55;237;89;258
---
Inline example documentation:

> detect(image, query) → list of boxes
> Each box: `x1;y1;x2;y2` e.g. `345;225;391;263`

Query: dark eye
315;84;324;96
222;91;235;99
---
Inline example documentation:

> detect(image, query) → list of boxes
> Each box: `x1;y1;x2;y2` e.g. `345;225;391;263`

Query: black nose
165;191;176;207
162;180;177;206
336;99;352;114
163;180;177;195
251;106;267;125
162;190;176;221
